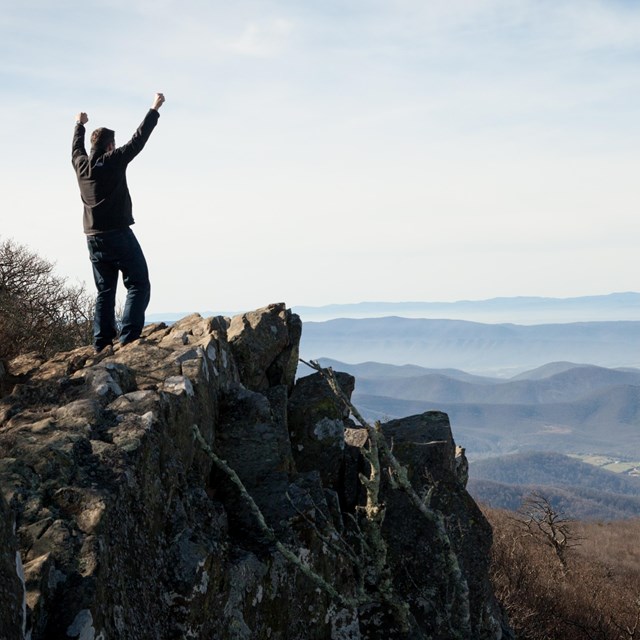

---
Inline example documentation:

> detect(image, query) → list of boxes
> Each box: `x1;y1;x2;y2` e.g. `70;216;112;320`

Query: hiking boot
93;344;113;357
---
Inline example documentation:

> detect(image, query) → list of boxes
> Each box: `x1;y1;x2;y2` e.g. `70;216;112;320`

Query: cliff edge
0;303;510;639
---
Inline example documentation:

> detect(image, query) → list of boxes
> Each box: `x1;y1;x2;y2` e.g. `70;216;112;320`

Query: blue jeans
87;228;151;350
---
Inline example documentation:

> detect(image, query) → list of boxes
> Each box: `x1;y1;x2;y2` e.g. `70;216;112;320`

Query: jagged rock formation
0;303;510;639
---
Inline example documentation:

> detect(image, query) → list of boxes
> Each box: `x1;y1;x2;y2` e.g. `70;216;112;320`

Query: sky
2;0;640;315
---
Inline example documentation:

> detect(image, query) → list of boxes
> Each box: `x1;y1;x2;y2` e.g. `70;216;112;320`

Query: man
72;93;165;353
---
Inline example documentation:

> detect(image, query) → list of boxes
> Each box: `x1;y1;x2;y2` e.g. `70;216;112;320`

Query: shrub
0;238;93;360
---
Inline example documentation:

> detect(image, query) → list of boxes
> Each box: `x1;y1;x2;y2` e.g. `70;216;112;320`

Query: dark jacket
72;109;160;234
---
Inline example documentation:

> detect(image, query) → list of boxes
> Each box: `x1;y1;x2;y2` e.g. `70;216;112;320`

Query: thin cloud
221;18;294;57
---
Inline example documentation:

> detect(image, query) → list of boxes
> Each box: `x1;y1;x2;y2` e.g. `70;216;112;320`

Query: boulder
227;302;301;392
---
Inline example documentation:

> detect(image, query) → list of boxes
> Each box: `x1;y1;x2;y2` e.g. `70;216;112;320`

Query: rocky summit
0;303;511;640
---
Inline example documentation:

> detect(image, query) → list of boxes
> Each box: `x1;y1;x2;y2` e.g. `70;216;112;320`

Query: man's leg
119;229;151;345
87;236;119;352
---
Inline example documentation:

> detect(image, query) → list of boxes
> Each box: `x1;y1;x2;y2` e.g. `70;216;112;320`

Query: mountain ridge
301;318;640;375
147;292;640;324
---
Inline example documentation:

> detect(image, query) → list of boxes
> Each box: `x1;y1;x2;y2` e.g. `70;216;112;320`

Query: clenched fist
151;93;165;110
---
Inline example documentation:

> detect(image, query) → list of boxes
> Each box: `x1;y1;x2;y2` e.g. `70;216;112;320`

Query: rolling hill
468;451;640;519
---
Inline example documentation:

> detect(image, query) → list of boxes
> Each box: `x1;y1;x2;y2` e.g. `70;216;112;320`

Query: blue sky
2;0;640;314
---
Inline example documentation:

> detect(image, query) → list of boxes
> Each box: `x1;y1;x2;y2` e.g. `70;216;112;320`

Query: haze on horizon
3;1;640;314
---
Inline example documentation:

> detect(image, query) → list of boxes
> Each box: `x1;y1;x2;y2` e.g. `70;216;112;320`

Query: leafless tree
516;491;581;570
0;238;93;360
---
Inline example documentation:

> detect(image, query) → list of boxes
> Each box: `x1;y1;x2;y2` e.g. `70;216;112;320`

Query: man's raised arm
112;93;166;164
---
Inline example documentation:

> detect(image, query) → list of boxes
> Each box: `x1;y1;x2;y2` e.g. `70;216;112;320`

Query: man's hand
151;93;165;111
76;112;88;125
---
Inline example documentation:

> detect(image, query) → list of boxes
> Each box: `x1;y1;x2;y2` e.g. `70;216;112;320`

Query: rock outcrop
0;302;510;639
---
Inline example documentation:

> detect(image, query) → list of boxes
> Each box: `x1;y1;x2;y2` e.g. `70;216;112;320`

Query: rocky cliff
0;303;510;639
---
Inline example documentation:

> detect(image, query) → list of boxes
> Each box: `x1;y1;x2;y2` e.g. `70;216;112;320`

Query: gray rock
228;303;301;392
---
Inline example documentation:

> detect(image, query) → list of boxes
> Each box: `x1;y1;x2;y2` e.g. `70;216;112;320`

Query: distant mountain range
313;358;640;459
301;317;640;376
147;292;640;325
293;292;640;323
468;451;640;520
